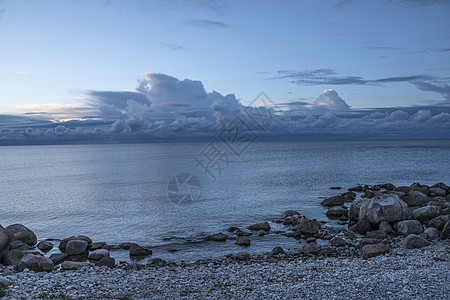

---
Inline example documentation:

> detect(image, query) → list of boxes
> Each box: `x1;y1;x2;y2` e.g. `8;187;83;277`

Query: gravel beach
1;240;449;299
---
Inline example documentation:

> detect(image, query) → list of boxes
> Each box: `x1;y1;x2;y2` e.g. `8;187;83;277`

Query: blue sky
0;0;449;145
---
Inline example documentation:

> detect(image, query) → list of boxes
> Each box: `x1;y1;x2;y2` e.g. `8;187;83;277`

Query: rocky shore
1;181;449;299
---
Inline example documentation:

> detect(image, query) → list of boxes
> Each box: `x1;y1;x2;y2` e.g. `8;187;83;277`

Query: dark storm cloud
188;19;229;29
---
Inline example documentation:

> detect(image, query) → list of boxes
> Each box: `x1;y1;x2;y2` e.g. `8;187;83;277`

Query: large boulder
404;234;431;249
235;252;251;260
205;233;228;242
361;243;389;259
431;182;449;192
294;219;321;235
235;237;251;246
18;254;54;272
427;215;449;231
321;196;344;207
0;225;11;264
326;206;348;218
129;244;152;257
401;191;430;207
301;242;319;255
5;224;37;246
88;249;110;261
349;198;365;222
441;220;450;239
423;228;440;241
49;253;68;265
59;236;92;252
359;194;408;225
412;206;441;223
37;241;53;251
66;240;89;256
96;257;115;268
429;188;446;197
397;220;423;236
4;249;25;268
247;222;271;232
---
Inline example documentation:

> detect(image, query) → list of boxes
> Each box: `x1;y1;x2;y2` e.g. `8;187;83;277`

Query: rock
257;230;267;236
5;224;37;246
404;234;431;249
271;247;286;255
362;243;389;259
330;186;342;190
301;242;318;255
9;240;31;251
394;186;412;193
306;237;316;243
18;254;54;272
341;191;356;202
89;242;107;250
379;183;396;191
120;242;138;250
247;222;271;232
61;261;93;270
66;240;89;256
326;206;348;218
321;196;344;207
349;219;372;234
37;241;53;251
359;193;409;225
236;230;252;236
366;230;388;240
441;220;450;239
206;233;228;242
285;231;302;239
431;182;449;192
349;198;365;222
379;221;393;234
235;237;250;246
95;257;115;268
284;210;300;217
348;185;363;192
397;220;423;236
330;237;346;247
235;252;251;260
429;187;446;196
427;215;449;231
88;249;110;260
59;236;92;251
0;277;11;288
129;244;152;257
227;227;240;233
401;191;431;207
294;219;321;235
362;190;378;198
0;225;11;264
4;249;25;267
361;238;382;247
412;206;441;223
49;253;68;264
423;228;440;241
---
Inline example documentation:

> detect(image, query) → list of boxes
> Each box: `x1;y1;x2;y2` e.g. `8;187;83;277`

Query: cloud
388;0;450;7
413;109;432;122
411;81;450;101
188;19;229;29
313;89;350;111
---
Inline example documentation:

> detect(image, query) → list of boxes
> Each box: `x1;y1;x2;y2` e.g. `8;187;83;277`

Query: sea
1;139;449;262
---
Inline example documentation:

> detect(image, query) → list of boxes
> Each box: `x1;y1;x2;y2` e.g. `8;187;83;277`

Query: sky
0;0;449;145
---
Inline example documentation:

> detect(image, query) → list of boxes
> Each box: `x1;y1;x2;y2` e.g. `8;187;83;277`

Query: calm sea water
1;139;449;262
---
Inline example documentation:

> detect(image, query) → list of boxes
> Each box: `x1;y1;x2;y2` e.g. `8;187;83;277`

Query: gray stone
89;242;107;250
348;185;363;192
120;242;137;250
397;220;423;236
366;230;388;240
429;187;447;196
401;191;431;207
271;247;286;255
284;210;300;217
0;277;11;288
61;261;93;270
427;215;449;231
18;254;54;272
9;240;31;251
59;236;92;251
0;225;11;264
423;228;440;241
49;253;68;264
95;257;115;268
412;206;441;223
431;182;449;192
330;237;346;247
66;240;89;256
359;193;408;225
379;221;393;234
235;252;251;260
206;233;228;242
88;249;110;260
129;244;152;257
441;220;450;239
349;219;372;234
294;219;321;235
37;241;53;251
4;249;25;267
236;230;252;236
236;237;251;246
326;206;348;218
247;222;271;232
394;186;412;193
349;198;365;222
285;231;302;239
5;224;37;246
362;243;389;258
321;196;344;207
257;230;267;236
404;234;431;249
301;242;318;255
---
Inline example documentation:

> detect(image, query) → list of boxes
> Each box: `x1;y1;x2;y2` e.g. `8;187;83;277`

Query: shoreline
1;181;450;299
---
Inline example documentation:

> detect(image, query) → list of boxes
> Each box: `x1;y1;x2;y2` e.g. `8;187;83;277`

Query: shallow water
1;139;449;262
